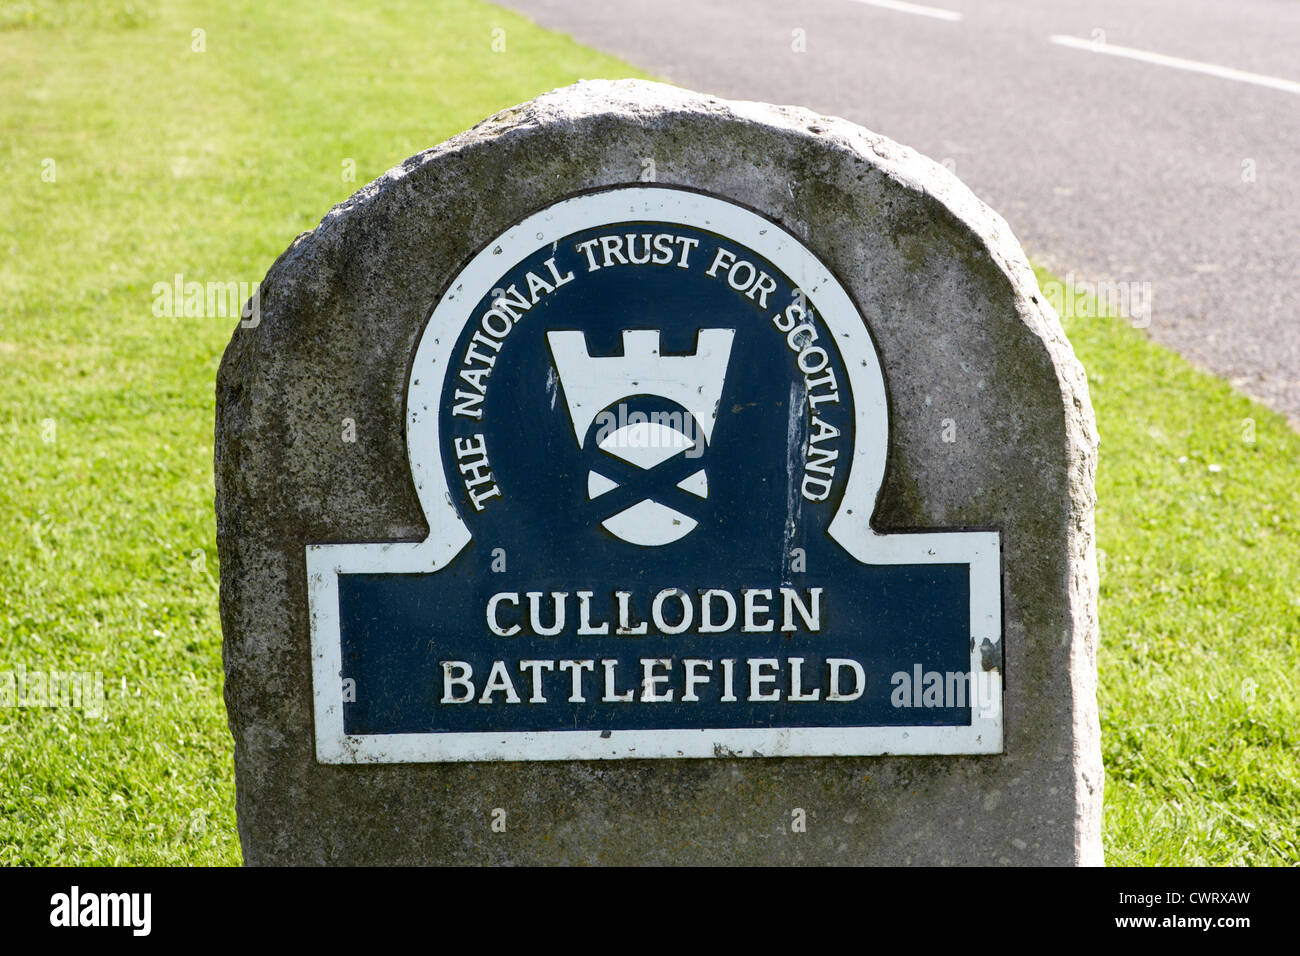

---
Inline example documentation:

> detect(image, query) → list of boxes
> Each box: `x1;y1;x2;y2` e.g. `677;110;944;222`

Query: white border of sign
307;186;1002;763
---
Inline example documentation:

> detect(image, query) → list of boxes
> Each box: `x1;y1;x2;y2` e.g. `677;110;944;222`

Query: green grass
1039;272;1300;865
0;0;1295;866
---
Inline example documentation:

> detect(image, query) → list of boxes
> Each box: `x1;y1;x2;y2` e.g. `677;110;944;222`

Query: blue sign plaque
307;186;1002;762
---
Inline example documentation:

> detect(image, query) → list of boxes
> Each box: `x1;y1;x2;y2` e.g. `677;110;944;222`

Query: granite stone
215;79;1102;865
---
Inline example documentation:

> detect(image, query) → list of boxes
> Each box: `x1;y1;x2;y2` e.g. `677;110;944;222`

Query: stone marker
216;79;1102;865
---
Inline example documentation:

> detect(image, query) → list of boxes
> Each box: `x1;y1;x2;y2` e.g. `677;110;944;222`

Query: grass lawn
1044;271;1300;865
1;0;1295;866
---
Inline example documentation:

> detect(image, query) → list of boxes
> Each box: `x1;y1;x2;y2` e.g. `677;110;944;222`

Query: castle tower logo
547;328;735;546
304;185;1002;764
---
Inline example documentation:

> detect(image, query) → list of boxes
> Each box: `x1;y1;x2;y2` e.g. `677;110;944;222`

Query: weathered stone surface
216;78;1101;865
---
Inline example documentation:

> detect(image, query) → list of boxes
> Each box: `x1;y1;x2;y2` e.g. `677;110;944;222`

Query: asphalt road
501;0;1300;425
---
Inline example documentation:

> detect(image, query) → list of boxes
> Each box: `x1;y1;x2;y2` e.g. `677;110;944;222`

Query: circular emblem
583;398;708;546
424;188;872;564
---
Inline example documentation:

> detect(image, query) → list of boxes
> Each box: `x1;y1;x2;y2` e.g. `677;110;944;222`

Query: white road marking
848;0;963;23
1050;35;1300;96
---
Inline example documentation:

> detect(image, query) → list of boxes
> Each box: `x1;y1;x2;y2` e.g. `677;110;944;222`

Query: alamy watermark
151;273;261;327
1040;272;1152;327
593;402;704;459
890;664;999;720
1;665;105;719
50;886;150;936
